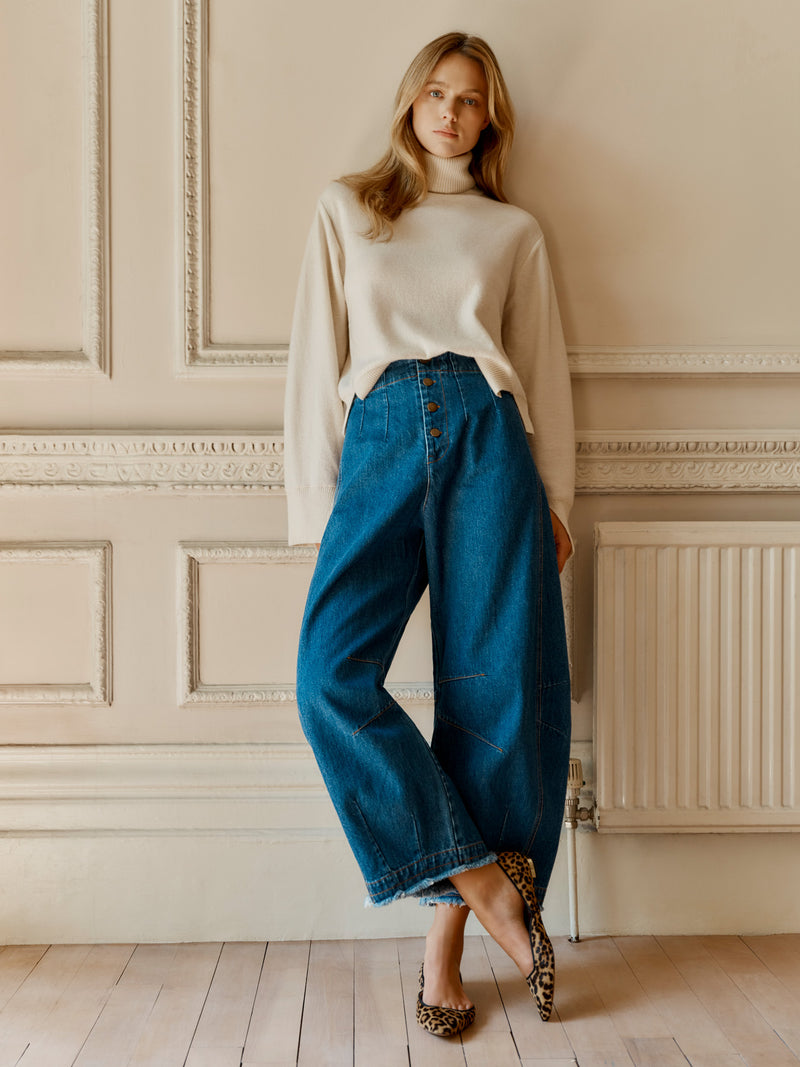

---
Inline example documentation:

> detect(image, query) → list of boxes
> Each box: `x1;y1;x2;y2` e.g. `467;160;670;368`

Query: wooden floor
1;935;800;1066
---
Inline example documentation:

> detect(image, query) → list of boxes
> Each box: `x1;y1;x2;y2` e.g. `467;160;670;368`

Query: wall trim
182;0;286;371
576;431;800;493
3;432;800;494
177;541;433;707
568;347;800;377
0;0;109;377
0;542;111;705
0;433;284;492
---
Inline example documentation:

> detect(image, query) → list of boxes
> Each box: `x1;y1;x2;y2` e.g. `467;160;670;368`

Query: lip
434;129;458;137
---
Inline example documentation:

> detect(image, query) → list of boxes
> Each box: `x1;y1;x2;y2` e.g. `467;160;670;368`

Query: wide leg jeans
296;353;571;906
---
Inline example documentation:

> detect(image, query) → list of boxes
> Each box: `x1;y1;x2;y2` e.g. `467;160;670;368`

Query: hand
549;510;571;574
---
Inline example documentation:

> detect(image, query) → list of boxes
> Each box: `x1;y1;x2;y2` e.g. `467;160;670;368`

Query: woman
285;31;574;1038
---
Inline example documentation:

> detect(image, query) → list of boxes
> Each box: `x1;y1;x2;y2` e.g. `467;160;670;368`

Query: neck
424;151;475;194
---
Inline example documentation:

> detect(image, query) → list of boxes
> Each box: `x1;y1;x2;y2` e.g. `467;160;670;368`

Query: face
411;52;490;158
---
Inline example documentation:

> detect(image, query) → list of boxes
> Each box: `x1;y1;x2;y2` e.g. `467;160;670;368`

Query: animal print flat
496;851;555;1021
415;964;476;1038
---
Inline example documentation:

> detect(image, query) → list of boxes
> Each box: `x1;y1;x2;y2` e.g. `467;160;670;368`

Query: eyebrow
425;79;486;96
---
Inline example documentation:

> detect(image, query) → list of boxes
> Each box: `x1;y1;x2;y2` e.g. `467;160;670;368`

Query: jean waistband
373;353;481;389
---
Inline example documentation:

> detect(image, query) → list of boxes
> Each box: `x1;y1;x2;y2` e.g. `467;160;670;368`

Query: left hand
549;510;571;574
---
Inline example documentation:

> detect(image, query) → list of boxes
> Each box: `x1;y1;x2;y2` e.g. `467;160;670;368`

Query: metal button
422;377;434;386
430;428;442;438
427;402;439;412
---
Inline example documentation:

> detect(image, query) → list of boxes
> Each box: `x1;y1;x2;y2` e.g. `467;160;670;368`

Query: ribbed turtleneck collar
424;151;476;194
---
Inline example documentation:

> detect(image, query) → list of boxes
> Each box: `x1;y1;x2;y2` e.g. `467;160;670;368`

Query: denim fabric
296;353;571;907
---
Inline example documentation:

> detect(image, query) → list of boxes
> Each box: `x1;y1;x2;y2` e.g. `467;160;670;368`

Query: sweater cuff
287;486;336;547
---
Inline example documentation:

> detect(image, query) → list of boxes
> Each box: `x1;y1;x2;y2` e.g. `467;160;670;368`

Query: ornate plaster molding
182;0;286;370
0;542;111;705
568;348;800;377
576;432;800;493
4;432;800;494
0;434;284;492
0;0;108;377
178;542;434;707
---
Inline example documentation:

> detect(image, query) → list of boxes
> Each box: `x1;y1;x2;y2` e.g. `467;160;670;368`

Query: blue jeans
297;353;571;907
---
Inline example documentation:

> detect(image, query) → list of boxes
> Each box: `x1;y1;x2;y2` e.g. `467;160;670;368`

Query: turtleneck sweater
285;151;575;549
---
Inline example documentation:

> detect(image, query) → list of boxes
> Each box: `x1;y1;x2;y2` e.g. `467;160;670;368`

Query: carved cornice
182;0;286;370
0;542;111;704
576;433;800;492
0;0;108;377
568;348;800;377
0;434;284;492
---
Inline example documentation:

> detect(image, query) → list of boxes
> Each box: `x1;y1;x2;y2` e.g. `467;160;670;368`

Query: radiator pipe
564;757;595;942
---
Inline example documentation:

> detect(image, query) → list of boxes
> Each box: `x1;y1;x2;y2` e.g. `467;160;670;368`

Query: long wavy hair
341;32;515;240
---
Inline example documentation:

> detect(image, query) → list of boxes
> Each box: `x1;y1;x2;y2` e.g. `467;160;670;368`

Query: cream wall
0;0;798;942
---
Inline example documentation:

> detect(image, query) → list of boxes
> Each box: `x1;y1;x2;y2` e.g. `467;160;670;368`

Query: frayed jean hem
363;851;496;908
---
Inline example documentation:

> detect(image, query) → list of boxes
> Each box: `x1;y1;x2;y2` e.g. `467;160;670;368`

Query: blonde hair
341;32;515;240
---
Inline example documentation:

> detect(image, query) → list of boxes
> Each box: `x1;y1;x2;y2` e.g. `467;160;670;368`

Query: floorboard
1;935;798;1065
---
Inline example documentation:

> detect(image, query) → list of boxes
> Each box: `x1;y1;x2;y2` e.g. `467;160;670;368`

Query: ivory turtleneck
285;163;576;549
423;150;476;194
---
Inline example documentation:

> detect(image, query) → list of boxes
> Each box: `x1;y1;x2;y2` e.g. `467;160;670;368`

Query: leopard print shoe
496;851;555;1022
415;964;476;1038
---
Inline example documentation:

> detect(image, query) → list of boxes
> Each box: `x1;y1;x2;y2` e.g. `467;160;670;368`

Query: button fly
430;428;442;438
427;402;439;412
422;377;434;386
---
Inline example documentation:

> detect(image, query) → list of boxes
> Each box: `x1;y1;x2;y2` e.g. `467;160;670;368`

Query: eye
429;89;443;98
464;98;477;107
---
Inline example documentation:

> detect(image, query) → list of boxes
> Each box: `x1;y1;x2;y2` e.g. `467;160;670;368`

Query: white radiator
595;522;800;832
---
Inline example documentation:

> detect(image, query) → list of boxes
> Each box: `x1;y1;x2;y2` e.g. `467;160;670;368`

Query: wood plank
353;938;408;1067
116;943;179;987
482;936;574;1061
0;946;49;1011
520;1060;577;1066
623;1036;690;1066
659;935;800;1067
614;936;736;1060
397;936;466;1067
242;941;309;1066
571;937;671;1042
296;940;354;1067
461;1029;521;1066
542;940;634;1064
10;944;134;1067
192;942;266;1049
745;935;800;996
71;982;161;1067
185;1048;244;1067
702;936;800;1032
124;943;223;1067
459;934;511;1033
519;1060;578;1066
0;945;92;1050
520;1060;578;1066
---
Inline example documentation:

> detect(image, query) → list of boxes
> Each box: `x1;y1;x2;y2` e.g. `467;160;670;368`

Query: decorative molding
0;433;284;492
568;347;800;377
178;542;434;707
182;0;286;371
4;432;800;495
0;542;111;705
0;0;108;377
576;432;800;493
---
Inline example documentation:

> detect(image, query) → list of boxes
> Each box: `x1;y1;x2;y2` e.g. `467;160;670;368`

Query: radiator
595;522;800;832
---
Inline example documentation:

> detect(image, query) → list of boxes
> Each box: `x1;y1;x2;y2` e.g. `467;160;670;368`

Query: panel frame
0;541;112;705
0;0;109;378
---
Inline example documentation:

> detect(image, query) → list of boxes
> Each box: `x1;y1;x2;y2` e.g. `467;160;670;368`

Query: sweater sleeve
502;233;576;557
284;195;350;546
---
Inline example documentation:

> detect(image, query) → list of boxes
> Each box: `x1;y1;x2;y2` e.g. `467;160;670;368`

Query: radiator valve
564;757;595;827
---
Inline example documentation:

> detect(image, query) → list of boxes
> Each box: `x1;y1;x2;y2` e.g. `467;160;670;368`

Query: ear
481;115;491;130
